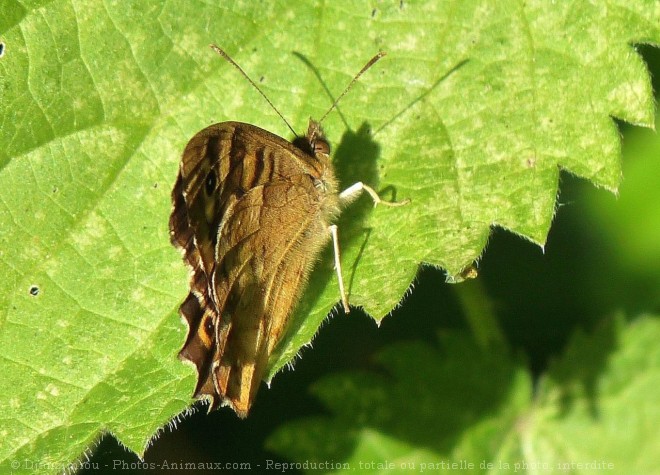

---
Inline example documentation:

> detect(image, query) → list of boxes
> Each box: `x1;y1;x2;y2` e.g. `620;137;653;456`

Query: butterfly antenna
210;44;298;137
318;51;386;125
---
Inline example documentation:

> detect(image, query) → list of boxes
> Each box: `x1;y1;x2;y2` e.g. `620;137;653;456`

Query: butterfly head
306;119;330;156
290;119;330;158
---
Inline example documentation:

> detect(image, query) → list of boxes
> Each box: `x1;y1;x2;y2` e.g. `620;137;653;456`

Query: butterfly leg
339;181;410;207
329;224;351;314
332;183;408;314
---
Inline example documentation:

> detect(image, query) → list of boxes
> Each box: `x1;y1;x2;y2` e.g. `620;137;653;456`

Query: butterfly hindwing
211;177;332;415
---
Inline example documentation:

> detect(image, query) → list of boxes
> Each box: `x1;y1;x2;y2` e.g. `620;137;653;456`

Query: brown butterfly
169;45;407;417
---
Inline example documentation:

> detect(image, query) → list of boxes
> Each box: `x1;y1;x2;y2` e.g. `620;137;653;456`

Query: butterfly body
170;120;339;416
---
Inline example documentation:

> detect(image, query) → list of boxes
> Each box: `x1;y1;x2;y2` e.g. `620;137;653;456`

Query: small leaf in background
268;316;660;474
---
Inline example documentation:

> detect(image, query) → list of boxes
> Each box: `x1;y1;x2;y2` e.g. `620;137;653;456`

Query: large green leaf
268;315;660;473
0;0;658;470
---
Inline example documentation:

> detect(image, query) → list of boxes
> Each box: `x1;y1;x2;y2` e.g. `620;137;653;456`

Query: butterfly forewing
170;121;338;416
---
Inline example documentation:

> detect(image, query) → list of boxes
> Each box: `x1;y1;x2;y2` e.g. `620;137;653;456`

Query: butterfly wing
210;176;331;415
170;122;336;416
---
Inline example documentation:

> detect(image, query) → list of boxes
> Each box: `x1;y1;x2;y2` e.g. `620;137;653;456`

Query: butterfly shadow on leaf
333;122;385;294
256;54;391;375
267;123;386;375
268;54;468;378
291;51;396;273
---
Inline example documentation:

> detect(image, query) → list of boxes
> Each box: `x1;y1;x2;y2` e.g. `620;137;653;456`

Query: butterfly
169;45;407;417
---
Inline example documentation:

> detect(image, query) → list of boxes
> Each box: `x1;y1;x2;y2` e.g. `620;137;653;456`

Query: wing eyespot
205;170;217;196
204;316;215;338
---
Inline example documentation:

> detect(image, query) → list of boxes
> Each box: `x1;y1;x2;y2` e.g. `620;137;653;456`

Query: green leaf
0;0;658;469
537;316;660;473
268;316;660;473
